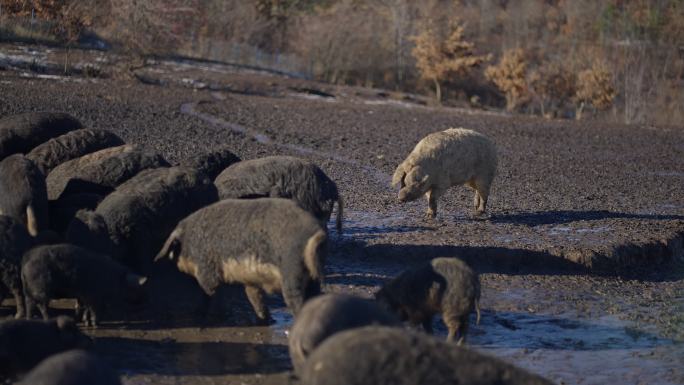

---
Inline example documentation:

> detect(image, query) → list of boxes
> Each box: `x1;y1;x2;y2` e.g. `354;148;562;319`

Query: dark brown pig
26;128;124;174
0;112;82;160
0;316;90;379
299;326;553;385
66;166;218;270
375;257;481;344
0;215;34;318
21;244;147;326
16;350;121;385
214;156;343;233
288;294;400;374
155;198;327;323
0;154;49;236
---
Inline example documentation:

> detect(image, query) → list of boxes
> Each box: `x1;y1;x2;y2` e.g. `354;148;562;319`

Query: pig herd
0;112;551;385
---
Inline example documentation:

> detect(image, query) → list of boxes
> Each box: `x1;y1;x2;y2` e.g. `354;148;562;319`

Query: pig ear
126;273;148;287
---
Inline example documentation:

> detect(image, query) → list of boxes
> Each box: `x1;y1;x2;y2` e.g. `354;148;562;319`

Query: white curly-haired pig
392;128;497;218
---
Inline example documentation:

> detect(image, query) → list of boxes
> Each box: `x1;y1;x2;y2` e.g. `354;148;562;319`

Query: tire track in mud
179;101;391;187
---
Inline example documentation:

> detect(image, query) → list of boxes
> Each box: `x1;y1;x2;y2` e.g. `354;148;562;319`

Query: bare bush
575;60;616;120
485;48;530;112
104;0;200;56
411;21;489;102
529;61;576;118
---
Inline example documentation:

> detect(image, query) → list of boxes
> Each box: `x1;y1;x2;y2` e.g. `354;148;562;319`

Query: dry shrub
529;61;576;118
0;0;94;42
575;61;616;120
293;0;394;86
485;48;530;112
411;21;489;102
104;0;200;56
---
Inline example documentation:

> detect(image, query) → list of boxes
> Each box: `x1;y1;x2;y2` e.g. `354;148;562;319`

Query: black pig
46;145;169;200
16;350;121;385
0;215;34;318
375;257;481;344
0;316;90;379
21;244;147;326
300;326;553;385
288;294;400;374
0;112;82;160
155;198;327;322
179;147;241;180
67;166;218;270
26;129;124;175
214;156;343;233
0;154;49;236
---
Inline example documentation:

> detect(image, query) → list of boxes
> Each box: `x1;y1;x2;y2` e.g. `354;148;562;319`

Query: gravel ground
1;44;683;385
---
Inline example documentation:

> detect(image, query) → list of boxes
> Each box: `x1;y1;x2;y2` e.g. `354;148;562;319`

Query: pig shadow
327;240;683;283
330;241;587;276
94;337;290;376
125;263;279;329
491;210;684;226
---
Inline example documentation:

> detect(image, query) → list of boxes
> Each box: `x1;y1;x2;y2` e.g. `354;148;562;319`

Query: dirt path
1;47;683;384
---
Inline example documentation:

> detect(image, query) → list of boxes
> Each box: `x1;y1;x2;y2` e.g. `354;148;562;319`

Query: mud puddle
87;307;293;385
323;247;684;385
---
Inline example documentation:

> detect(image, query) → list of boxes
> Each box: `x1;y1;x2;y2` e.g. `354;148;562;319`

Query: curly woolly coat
392;128;497;218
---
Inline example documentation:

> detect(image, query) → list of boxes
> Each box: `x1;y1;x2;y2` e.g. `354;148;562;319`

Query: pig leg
11;287;25;319
421;317;434;334
456;315;470;345
473;192;481;213
86;308;98;327
24;293;35;319
74;300;85;322
425;187;442;219
245;285;270;324
444;316;461;343
281;281;305;318
37;302;50;320
473;178;491;215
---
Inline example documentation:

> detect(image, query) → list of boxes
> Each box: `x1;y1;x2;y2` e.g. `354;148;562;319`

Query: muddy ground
1;43;683;385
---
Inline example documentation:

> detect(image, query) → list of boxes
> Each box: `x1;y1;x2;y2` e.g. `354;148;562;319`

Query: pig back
179;198;324;267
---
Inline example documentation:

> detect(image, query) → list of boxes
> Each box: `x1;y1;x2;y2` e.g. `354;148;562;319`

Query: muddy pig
179;147;241;180
299;326;553;385
0;112;82;160
0;316;91;379
46;145;169;200
0;215;34;318
155;198;327;322
16;350;121;385
214;156;343;233
21;244;147;326
67;166;218;270
375;257;480;344
26;128;125;175
288;294;400;374
0;154;49;236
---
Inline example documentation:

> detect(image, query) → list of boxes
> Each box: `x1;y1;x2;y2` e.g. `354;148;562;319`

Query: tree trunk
576;101;585;120
433;78;442;103
64;46;69;75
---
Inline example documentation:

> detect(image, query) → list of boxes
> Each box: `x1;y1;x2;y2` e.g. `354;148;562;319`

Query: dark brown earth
1;43;683;385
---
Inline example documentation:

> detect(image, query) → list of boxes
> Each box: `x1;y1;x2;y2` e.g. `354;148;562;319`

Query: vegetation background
1;0;682;125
